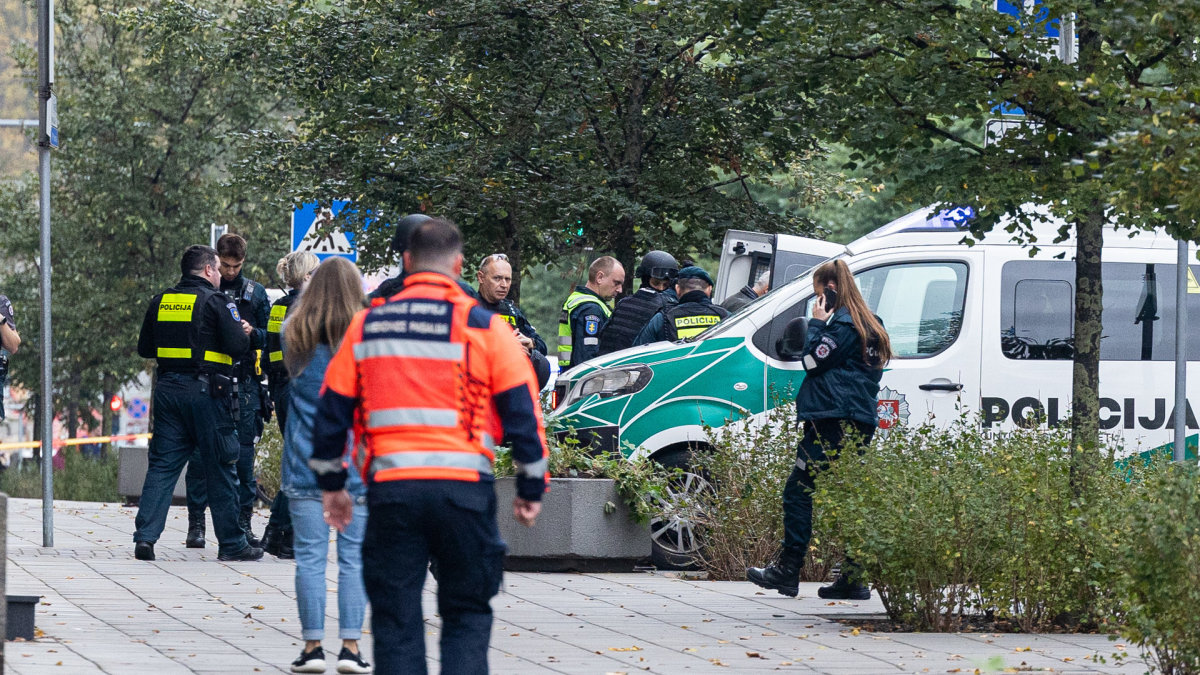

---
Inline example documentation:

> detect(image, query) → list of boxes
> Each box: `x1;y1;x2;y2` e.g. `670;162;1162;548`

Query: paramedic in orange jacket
310;217;549;675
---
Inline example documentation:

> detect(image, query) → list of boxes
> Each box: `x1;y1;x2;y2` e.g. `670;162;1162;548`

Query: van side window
855;262;968;358
755;261;968;360
1000;260;1200;361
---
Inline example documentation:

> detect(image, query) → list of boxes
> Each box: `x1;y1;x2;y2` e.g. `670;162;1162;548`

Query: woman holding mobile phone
747;258;892;601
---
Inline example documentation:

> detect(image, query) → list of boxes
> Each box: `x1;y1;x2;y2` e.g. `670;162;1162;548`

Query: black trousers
363;480;506;675
780;418;875;568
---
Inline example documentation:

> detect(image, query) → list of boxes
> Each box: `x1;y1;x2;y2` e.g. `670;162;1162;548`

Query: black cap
390;213;434;254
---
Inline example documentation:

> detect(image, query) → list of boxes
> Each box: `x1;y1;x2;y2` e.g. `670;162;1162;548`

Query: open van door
716;230;846;304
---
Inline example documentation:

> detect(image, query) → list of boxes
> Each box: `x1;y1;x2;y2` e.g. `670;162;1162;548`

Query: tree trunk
501;211;523;303
613;214;637;296
1070;203;1105;496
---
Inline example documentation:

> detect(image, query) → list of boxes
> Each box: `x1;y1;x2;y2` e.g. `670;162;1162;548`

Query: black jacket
138;275;250;375
795;307;885;426
477;296;547;356
633;291;728;345
599;287;673;355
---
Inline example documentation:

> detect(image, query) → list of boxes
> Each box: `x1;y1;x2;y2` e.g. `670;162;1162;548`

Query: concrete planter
494;477;650;572
116;445;187;506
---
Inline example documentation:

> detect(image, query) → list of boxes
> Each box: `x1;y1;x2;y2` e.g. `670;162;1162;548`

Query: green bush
2;448;120;502
816;415;1133;632
694;402;842;582
1116;461;1200;674
256;421;283;501
494;428;677;525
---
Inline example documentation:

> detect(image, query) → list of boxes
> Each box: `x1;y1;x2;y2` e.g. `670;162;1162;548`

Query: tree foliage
766;0;1200;459
235;0;826;296
0;0;285;434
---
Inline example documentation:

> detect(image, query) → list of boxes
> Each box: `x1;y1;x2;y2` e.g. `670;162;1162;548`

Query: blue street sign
291;200;357;262
127;398;148;420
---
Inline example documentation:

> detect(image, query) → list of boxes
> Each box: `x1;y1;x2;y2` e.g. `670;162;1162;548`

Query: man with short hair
184;232;271;549
312;217;549;673
721;270;770;313
633;266;729;346
133;245;261;562
558;256;625;372
475;253;546;356
598;250;678;355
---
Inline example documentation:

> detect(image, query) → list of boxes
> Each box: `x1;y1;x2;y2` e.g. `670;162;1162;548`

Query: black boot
275;528;294;560
818;571;870;600
239;509;261;548
261;524;278;556
746;560;801;598
185;511;206;549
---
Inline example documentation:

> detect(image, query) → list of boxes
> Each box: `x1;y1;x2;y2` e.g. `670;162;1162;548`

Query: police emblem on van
877;387;910;432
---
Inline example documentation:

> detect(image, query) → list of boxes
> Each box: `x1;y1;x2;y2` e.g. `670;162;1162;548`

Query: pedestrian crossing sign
292;200;357;262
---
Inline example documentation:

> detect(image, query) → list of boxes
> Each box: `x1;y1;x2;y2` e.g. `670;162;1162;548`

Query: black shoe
275;529;295;560
746;563;799;598
290;646;326;673
818;573;871;600
134;541;155;561
261;524;279;554
239;510;262;548
217;545;264;562
186;511;206;548
336;646;372;673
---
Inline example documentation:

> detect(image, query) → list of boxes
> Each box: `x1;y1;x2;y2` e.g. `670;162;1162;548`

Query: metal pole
37;0;54;547
1174;240;1189;463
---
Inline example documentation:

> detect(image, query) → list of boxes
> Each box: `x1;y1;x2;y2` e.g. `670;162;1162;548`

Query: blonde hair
283;257;365;377
812;259;893;366
276;251;320;290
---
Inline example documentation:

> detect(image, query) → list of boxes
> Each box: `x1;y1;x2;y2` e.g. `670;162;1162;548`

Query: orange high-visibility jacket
309;273;549;501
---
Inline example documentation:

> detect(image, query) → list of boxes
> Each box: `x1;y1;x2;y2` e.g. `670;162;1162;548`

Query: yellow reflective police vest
557;291;611;368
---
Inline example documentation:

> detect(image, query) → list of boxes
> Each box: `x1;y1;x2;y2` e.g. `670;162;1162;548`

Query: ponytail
812;260;893;366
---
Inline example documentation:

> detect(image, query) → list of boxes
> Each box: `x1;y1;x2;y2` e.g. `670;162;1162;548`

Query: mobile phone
822;286;838;311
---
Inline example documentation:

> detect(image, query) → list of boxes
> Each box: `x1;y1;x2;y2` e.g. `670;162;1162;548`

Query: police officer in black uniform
633;266;729;346
370;213;479;303
184;233;271;549
133;245;262;561
598;250;678;356
259;251;319;560
475;252;551;389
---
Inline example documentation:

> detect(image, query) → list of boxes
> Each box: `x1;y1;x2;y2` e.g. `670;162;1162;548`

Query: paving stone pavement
3;498;1146;674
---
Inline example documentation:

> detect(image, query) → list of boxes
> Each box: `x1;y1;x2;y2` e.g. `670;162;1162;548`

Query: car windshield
699;255;843;340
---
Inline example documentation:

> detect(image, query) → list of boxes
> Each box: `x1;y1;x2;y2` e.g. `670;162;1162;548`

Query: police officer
369;213;479;303
259;251;319;560
558;256;625;372
0;294;20;423
597;250;678;355
133;245;262;562
476;253;552;390
184;233;271;549
633;266;729;346
312;218;549;673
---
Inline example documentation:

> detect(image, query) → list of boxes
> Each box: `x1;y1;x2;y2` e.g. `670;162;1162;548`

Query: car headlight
562;365;653;407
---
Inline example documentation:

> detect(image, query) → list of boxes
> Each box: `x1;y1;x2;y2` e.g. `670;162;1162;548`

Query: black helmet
636;250;678;281
389;213;434;254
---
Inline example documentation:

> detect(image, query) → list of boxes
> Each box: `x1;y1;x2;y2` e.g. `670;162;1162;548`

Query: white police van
552;205;1200;467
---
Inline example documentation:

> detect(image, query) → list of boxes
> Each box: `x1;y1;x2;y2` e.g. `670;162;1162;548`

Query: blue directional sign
291;200;356;262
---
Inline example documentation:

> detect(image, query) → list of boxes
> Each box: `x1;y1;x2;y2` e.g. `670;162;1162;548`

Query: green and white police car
549;205;1200;563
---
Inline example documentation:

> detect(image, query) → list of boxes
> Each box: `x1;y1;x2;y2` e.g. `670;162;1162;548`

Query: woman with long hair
280;257;372;674
260;250;320;560
747;258;893;601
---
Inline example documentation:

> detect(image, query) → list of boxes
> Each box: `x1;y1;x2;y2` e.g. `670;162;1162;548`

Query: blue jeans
133;373;247;556
288;496;368;641
363;480;506;675
186;385;260;513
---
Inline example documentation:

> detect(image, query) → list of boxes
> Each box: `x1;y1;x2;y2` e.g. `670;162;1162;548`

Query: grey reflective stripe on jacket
368;407;459;429
368;451;494;478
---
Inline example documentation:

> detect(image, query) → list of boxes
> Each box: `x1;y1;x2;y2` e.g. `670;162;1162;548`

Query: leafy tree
767;0;1200;480
236;0;823;299
0;0;285;439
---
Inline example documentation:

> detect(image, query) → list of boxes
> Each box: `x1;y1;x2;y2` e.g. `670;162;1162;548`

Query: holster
198;372;239;418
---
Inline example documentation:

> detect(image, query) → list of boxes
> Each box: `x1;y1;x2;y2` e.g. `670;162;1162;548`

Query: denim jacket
281;342;366;499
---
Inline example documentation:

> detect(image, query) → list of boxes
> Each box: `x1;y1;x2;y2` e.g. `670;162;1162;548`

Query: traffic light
109;395;123;413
